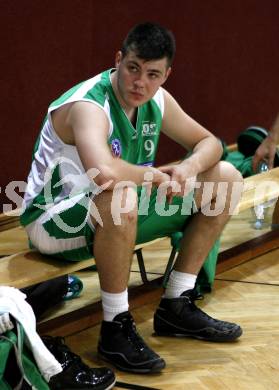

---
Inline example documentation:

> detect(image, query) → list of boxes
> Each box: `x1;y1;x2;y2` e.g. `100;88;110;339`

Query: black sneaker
42;336;116;390
98;312;166;373
154;289;243;342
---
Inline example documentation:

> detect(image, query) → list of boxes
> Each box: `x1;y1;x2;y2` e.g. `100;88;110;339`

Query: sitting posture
21;22;243;374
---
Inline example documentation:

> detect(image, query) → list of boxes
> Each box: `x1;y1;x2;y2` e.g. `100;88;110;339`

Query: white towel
0;286;62;382
0;312;14;333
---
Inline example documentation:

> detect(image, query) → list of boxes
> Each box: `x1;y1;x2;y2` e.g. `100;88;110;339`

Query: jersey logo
111;139;122;157
142;122;157;136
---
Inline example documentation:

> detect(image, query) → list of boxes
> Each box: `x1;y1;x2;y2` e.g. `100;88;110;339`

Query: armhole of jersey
47;98;113;142
152;87;165;117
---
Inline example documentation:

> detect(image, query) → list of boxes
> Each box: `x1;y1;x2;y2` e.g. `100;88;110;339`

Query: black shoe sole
154;314;243;342
154;326;243;342
98;351;166;374
49;379;116;390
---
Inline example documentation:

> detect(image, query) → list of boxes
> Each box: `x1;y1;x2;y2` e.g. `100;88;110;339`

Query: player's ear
161;67;172;85
165;67;172;81
115;51;122;68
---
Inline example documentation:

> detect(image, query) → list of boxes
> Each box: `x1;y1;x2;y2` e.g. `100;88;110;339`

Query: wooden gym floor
67;256;279;390
50;206;279;390
1;206;277;388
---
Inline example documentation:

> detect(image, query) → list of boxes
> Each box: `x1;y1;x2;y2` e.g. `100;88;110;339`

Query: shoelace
44;336;88;370
183;291;224;325
187;289;204;301
181;289;204;310
122;317;147;353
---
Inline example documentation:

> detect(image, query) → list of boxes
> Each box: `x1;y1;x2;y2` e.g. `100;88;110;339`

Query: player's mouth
130;91;144;99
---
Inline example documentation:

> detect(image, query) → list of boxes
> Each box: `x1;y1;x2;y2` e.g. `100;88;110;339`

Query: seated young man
21;22;243;374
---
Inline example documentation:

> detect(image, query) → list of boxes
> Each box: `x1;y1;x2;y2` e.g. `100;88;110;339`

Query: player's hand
158;163;197;204
252;136;277;172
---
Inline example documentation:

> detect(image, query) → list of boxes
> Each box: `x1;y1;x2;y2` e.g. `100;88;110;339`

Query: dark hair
121;22;176;66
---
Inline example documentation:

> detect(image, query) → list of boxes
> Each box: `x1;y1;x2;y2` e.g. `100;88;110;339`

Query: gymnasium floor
67;251;279;389
0;204;277;388
51;206;279;389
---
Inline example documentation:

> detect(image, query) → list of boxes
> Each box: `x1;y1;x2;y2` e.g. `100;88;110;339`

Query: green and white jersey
21;69;164;226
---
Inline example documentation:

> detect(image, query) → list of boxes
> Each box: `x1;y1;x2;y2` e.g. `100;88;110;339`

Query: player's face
114;50;171;109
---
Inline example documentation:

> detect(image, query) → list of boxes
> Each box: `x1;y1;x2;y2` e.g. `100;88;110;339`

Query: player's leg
24;193;116;389
92;187;166;373
154;161;244;341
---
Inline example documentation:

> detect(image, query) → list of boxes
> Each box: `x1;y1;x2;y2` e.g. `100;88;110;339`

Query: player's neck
126;107;138;127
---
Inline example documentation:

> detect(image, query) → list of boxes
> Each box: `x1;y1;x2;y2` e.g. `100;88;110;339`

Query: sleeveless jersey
21;69;164;226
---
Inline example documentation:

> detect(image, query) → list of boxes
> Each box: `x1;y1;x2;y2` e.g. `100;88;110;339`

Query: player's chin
129;93;149;106
130;98;146;107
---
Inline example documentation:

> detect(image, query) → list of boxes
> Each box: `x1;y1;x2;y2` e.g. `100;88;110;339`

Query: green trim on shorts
25;193;93;261
21;165;63;226
42;199;92;239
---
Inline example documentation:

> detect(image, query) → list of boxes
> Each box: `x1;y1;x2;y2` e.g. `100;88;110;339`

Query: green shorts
26;188;196;261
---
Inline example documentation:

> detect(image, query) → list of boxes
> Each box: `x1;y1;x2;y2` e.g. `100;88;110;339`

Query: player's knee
218;161;243;185
122;187;138;222
111;186;138;226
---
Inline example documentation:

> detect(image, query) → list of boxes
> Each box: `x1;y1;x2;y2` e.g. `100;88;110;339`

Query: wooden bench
1;167;279;289
0;238;165;289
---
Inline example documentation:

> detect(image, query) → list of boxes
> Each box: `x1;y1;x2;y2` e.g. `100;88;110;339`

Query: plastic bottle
254;162;269;229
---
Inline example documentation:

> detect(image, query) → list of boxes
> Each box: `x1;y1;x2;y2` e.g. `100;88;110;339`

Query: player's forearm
270;114;279;142
93;159;166;189
181;136;223;175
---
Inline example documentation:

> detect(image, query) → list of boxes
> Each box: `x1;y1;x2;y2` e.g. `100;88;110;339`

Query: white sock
101;289;129;322
164;270;197;299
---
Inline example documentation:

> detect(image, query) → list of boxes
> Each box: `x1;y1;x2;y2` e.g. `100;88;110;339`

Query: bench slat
0;250;95;288
237;167;279;212
0;226;29;256
0;240;166;289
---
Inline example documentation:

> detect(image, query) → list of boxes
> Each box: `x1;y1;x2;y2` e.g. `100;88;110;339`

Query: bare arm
252;114;279;171
159;89;223;196
67;101;170;189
